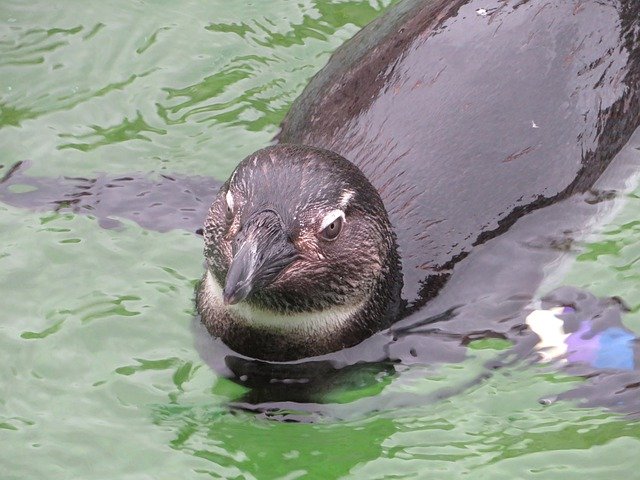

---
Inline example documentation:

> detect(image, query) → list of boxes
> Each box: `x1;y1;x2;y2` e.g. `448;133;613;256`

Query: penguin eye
319;211;344;241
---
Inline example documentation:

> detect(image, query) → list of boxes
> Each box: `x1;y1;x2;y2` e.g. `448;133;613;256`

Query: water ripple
58;111;167;152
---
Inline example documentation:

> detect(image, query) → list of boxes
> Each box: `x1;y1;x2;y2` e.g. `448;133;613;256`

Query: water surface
2;1;640;478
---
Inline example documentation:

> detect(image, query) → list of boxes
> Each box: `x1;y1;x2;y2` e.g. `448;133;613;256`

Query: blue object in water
593;327;635;371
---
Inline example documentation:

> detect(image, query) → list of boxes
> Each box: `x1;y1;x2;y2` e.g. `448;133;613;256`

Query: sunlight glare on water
1;0;640;478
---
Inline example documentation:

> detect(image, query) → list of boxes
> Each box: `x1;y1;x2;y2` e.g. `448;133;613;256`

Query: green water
1;1;640;478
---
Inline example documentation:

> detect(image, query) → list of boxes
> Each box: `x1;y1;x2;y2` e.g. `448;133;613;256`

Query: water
2;1;640;478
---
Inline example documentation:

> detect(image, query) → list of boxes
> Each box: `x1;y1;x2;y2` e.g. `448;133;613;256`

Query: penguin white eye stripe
226;190;234;211
340;190;355;208
320;210;345;231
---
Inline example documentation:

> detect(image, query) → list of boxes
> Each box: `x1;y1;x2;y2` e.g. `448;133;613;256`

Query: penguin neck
197;264;400;361
201;270;367;335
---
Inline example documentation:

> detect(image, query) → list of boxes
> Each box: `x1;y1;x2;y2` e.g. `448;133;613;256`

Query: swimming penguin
196;0;640;361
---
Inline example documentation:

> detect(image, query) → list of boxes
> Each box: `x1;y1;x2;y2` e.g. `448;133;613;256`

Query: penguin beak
223;211;297;305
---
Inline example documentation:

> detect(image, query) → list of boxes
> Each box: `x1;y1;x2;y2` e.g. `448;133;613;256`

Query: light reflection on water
1;0;640;478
